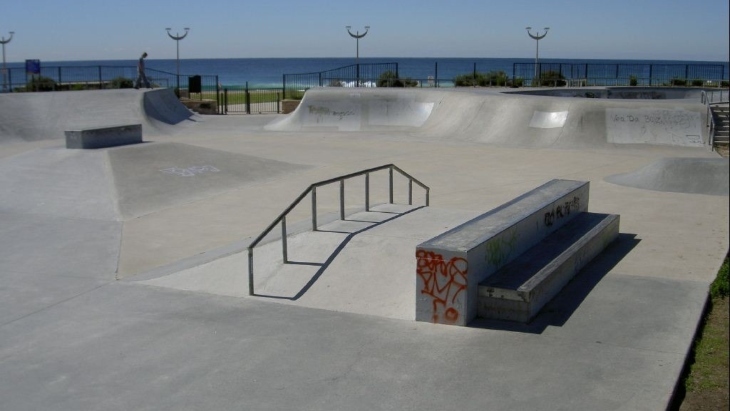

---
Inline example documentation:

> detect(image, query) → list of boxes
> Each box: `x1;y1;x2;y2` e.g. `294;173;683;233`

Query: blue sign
25;59;40;74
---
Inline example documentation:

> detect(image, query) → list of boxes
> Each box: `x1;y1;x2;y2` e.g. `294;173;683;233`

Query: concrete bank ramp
0;89;196;144
605;157;729;196
0;142;312;221
265;88;439;132
267;88;708;149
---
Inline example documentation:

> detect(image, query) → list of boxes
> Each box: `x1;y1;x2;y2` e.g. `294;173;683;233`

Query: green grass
188;90;286;105
677;257;729;410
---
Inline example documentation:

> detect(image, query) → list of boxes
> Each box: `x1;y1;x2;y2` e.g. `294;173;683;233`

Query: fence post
435;62;438;88
99;66;103;89
282;74;286;99
215;75;220;114
649;65;653;86
246;82;251;115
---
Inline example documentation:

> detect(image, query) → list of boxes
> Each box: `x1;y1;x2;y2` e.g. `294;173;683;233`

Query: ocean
4;57;729;88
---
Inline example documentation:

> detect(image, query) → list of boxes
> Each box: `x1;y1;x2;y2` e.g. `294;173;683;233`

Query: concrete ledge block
65;124;143;149
416;179;590;326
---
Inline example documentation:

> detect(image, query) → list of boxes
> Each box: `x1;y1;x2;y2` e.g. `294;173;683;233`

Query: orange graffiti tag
416;250;468;324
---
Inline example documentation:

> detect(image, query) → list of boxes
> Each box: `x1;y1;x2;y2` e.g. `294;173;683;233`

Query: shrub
110;76;134;89
691;79;704;87
722;81;729;87
26;76;56;92
670;78;687;86
539;70;566;87
377;71;418;87
710;257;729;298
630;75;638;86
454;70;509;87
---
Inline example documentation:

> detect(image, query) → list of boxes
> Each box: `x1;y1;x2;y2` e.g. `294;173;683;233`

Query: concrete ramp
108;142;311;219
0;89;196;144
605;157;729;196
266;88;439;132
0;142;312;221
267;88;709;149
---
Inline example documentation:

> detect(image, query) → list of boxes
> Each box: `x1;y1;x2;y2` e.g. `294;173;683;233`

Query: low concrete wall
65;124;142;149
506;86;709;100
415;179;589;326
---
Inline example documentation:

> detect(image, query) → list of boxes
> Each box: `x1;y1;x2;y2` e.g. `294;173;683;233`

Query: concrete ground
0;88;727;410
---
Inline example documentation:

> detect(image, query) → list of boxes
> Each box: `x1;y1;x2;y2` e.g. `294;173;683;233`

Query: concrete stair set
711;103;729;148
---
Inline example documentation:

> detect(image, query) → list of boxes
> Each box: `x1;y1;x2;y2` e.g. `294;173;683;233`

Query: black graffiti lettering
544;210;555;227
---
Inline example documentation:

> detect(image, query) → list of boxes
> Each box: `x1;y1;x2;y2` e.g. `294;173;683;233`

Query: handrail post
365;173;370;211
248;248;254;296
281;216;288;263
340;180;345;220
408;179;413;205
389;166;394;204
311;186;318;231
426;187;430;206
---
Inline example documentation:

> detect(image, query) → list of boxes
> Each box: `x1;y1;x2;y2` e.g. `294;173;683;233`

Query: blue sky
1;0;728;62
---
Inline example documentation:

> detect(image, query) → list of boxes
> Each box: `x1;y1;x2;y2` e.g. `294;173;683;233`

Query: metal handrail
247;164;429;295
702;91;715;147
701;90;729;149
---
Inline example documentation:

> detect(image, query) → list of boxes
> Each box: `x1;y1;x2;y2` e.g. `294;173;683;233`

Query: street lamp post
526;27;549;82
165;27;190;92
346;26;369;86
1;31;14;93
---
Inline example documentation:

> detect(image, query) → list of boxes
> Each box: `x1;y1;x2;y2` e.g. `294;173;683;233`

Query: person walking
134;52;151;89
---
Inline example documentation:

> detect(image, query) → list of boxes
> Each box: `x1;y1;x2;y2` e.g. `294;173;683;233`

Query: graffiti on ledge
416;250;468;324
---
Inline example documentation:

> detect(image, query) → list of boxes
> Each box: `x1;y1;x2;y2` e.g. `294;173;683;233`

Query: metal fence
283;62;399;99
218;84;283;114
1;65;219;92
4;61;728;116
512;63;728;87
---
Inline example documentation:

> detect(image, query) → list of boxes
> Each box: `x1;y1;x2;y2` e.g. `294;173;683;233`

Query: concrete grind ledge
416;179;590;326
478;212;620;323
65;124;142;149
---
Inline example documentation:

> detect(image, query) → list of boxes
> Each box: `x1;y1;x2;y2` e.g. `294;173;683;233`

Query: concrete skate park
0;86;727;410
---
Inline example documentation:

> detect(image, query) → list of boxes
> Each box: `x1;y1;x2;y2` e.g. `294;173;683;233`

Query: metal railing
513;62;727;87
283;62;398;99
247;164;429;295
701;90;730;148
219;83;282;114
2;65;223;112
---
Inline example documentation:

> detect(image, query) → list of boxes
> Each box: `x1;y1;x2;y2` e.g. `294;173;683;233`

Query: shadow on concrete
253;206;425;301
470;233;641;334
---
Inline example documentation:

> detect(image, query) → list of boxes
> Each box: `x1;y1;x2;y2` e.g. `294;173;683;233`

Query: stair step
477;212;619;323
